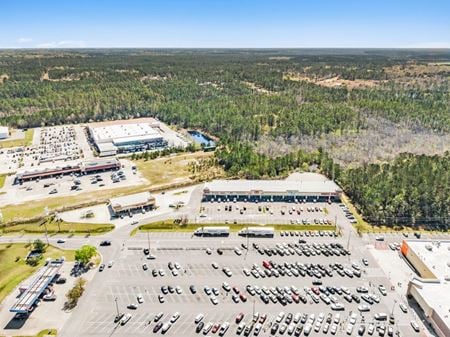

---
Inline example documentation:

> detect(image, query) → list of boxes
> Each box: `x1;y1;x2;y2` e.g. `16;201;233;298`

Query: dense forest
0;49;449;228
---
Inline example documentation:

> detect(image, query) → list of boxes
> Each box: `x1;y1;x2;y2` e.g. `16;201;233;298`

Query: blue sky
1;0;449;48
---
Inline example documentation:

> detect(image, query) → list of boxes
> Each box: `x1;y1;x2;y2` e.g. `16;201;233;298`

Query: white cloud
17;37;32;44
403;41;450;48
36;40;87;48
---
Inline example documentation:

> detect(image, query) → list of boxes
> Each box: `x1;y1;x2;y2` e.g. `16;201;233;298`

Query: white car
120;313;132;325
330;323;338;335
210;296;218;305
358;304;371;312
203;322;213;334
349;312;358;325
170;312;180;323
367;324;375;335
107;260;114;268
161;322;172;333
194;313;204;324
399;302;408;313
346;323;354;335
410;320;420;332
234;247;242;256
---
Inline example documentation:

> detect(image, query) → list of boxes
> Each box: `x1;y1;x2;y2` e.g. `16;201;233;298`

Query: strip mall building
401;240;450;337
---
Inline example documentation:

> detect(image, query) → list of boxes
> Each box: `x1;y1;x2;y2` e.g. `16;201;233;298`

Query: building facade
202;179;342;203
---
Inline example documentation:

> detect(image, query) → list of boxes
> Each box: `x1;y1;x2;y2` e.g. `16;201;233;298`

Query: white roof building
109;191;156;213
89;123;161;144
402;240;450;337
0;126;9;139
203;179;342;197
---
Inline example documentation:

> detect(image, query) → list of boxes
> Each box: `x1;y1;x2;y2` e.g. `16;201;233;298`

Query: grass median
0;243;75;304
0;129;34;149
133;220;336;235
0;220;114;236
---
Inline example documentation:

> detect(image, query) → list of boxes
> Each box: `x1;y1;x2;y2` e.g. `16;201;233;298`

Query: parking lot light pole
114;297;120;316
391;299;397;316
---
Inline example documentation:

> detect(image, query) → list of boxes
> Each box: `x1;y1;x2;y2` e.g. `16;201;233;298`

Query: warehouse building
15;158;121;183
401;240;450;337
0;126;9;139
109;191;156;216
202;178;342;202
89;122;167;156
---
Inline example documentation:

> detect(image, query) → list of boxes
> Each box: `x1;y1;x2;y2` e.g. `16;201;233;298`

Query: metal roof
109;191;155;208
203;179;342;194
112;134;163;145
96;142;117;152
10;260;63;313
90;123;161;143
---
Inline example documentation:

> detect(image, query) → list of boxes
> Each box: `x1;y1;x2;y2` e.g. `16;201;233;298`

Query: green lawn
0;129;34;149
8;328;58;337
0;174;6;189
0;220;114;235
0;243;75;304
135;220;336;234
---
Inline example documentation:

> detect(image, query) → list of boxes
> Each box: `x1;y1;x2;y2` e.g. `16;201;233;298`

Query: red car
311;287;320;295
239;294;247;302
262;260;272;269
235;312;244;323
259;314;267;324
292;294;300;303
212;323;220;333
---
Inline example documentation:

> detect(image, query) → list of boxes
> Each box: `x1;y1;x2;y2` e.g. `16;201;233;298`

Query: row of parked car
255;241;351;258
241;259;363;280
280;230;337;237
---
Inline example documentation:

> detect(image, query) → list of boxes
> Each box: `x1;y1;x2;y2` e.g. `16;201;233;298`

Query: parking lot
59;231;420;337
0;125;95;175
197;201;346;227
0;159;144;206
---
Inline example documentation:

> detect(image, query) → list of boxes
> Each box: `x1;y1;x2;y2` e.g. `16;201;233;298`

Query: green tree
66;278;87;307
74;245;97;265
33;239;46;252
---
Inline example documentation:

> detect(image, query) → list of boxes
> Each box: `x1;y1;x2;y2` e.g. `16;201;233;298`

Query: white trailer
194;226;230;237
238;226;274;238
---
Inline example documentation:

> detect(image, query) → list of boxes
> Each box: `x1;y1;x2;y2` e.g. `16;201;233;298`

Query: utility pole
244;226;249;261
43;207;50;246
334;215;338;235
391;299;397;315
114;297;120;316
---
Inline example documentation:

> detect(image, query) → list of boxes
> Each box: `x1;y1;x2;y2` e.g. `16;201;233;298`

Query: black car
358;325;366;336
217;248;223;255
152;269;158;277
153;322;163;333
196;321;204;333
143;248;149;255
190;285;197;294
271;323;279;335
55;277;66;284
100;240;111;246
114;313;124;323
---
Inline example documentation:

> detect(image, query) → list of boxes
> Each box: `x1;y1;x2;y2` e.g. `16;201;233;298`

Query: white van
194;313;204;324
374;312;388;321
